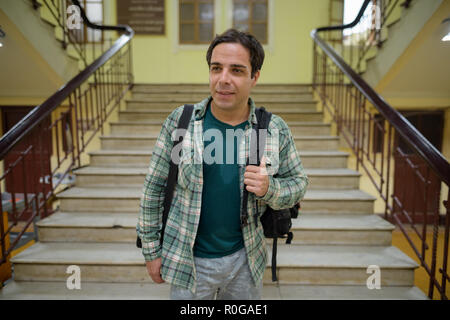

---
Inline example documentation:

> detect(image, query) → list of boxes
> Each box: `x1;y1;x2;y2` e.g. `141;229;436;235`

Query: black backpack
136;104;194;249
241;107;300;282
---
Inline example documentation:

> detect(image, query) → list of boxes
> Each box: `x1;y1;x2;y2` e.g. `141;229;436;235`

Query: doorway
1;107;52;221
393;111;444;224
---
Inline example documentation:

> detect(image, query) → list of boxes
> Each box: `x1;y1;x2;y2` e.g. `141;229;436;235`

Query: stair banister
311;0;449;300
0;0;134;273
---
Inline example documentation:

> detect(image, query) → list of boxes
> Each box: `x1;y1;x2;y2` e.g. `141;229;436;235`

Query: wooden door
2;107;52;220
393;111;444;224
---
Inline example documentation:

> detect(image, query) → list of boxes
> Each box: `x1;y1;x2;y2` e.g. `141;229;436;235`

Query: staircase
0;0;80;95
358;0;443;84
0;84;427;299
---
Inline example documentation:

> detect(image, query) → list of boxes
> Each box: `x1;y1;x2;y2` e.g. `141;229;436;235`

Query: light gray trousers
170;247;262;300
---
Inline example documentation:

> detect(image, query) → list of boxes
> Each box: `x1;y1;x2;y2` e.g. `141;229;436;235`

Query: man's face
209;42;260;113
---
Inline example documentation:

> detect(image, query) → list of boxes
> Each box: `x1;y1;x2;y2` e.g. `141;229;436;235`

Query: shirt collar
194;96;258;126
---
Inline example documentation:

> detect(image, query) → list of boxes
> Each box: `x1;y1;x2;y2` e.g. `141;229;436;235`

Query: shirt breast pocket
177;162;202;192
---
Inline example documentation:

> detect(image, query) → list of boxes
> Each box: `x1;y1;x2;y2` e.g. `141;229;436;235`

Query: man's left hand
244;157;269;197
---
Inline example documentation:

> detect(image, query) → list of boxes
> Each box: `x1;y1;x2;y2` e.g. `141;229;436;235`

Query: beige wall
108;0;329;84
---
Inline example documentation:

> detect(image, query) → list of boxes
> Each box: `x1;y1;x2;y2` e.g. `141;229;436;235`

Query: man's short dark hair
206;29;265;79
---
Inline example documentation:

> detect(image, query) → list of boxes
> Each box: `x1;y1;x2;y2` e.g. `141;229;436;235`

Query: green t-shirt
193;103;247;258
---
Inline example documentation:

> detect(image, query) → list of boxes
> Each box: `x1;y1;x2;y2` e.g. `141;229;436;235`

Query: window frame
179;0;215;45
173;0;272;52
232;0;268;45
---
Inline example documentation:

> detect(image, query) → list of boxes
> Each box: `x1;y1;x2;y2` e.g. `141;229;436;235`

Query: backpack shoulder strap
254;107;272;166
161;104;194;242
255;107;278;282
136;104;194;248
241;107;272;227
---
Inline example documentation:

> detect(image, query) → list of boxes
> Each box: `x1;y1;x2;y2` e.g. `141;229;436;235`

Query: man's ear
251;70;260;87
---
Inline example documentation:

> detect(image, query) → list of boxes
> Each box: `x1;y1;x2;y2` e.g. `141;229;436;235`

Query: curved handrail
0;0;134;160
311;0;449;186
72;0;132;34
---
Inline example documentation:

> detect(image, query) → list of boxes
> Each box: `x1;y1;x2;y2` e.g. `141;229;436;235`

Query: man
137;29;308;300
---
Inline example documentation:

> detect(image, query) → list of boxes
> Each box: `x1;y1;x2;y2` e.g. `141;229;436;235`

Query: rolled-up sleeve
257;115;309;210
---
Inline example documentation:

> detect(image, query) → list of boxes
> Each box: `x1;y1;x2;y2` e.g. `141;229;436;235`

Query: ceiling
381;16;450;103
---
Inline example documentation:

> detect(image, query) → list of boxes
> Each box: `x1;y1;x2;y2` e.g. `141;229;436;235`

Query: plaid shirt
137;97;309;293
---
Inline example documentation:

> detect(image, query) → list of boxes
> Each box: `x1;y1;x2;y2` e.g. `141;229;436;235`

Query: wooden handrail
0;0;135;271
311;0;449;186
0;1;134;160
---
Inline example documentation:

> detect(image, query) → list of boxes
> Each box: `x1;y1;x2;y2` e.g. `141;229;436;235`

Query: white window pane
234;4;249;22
234;23;248;32
252;3;267;20
199;23;213;42
199;3;214;21
86;3;102;22
343;0;365;24
343;0;372;36
180;23;195;42
252;23;266;42
180;3;195;20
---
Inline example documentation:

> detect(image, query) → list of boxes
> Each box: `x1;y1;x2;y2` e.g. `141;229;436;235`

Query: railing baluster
441;194;449;299
385;124;393;220
0;182;5;265
4;2;136;274
21;150;28;220
311;0;449;299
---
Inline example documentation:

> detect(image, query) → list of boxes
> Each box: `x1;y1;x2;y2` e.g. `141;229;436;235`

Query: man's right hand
146;258;165;283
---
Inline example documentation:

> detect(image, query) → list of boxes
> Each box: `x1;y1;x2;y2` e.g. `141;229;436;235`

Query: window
70;0;104;43
343;0;380;45
179;0;215;44
232;0;268;44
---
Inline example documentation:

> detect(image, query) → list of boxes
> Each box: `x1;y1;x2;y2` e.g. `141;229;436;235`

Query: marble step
109;121;332;136
99;134;339;151
290;214;394;245
126;100;318;111
37;212;393;246
118;109;323;122
265;245;417;286
74;167;360;190
0;281;427;300
131;84;312;94
88;149;349;169
130;92;315;101
11;242;417;286
37;212;138;243
74;167;147;187
88;149;153;167
57;187;375;214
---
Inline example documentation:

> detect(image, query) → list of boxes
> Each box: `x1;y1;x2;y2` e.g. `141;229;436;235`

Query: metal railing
31;0;123;67
325;0;412;73
311;0;449;300
0;0;134;278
